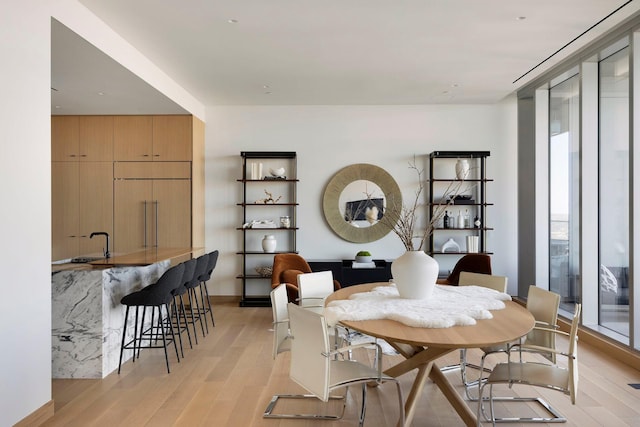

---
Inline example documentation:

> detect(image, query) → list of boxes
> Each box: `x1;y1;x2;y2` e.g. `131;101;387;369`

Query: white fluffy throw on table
325;284;511;328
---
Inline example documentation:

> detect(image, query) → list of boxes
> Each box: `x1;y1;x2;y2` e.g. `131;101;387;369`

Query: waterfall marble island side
51;248;202;379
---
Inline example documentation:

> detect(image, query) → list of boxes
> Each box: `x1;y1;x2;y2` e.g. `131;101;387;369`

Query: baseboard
210;295;241;304
14;399;54;427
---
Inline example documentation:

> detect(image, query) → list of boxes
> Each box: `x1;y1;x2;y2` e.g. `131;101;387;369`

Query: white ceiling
52;1;640;114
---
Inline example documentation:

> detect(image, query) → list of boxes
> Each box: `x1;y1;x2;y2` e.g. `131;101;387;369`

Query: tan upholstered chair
477;304;581;425
271;253;340;303
436;254;492;285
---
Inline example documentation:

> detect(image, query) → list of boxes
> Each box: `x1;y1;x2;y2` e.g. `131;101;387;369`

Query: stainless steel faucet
90;232;110;258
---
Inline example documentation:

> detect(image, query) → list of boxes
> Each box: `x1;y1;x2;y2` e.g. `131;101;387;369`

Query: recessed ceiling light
228;19;238;24
263;85;270;89
55;105;61;109
97;92;105;96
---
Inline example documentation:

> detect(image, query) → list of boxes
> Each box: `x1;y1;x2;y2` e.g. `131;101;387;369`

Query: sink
70;256;105;263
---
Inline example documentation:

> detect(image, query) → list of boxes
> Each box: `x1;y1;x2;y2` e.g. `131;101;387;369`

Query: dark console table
308;259;393;287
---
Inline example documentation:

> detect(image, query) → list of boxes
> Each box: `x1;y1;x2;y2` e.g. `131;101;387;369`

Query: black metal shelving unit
237;151;297;307
428;151;492;258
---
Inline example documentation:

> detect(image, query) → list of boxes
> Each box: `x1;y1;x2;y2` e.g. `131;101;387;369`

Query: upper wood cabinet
51;116;79;161
113;115;191;161
113;115;153;161
152;115;192;161
79;116;114;161
51;116;113;161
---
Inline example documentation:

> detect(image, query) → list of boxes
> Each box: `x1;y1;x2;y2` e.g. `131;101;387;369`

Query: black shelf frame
238;151;297;307
428;151;491;257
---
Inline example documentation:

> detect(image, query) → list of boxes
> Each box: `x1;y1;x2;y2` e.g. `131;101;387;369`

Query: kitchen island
51;248;203;379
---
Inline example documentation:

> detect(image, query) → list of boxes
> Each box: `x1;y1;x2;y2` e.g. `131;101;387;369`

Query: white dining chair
477;304;581;425
263;284;344;420
286;303;405;426
456;272;508;397
467;284;562;419
297;270;335;313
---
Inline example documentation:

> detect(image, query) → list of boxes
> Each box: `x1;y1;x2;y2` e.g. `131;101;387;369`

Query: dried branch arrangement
380;158;473;252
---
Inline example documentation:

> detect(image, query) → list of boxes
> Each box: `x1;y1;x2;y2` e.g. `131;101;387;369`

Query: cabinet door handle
143;201;148;248
154;200;159;247
142;154;150;157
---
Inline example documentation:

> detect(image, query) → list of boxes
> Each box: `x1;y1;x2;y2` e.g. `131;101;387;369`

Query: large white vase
391;251;439;299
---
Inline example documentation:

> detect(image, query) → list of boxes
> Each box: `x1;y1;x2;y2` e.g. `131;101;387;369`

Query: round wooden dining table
326;282;535;427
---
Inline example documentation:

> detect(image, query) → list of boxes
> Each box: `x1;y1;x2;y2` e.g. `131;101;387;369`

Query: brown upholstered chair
436;253;492;285
271;253;341;303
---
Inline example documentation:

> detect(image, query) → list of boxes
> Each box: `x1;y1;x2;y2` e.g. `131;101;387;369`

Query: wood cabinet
113;115;191;161
52;114;203;261
152;115;192;161
52;116;113;161
51;162;113;260
113;162;191;253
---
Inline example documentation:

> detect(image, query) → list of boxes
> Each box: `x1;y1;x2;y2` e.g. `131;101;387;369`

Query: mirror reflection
339;180;384;227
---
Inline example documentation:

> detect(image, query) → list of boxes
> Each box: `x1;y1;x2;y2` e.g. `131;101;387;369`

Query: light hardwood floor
44;300;640;426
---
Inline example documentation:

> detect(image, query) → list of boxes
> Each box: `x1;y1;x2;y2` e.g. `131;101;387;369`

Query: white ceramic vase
262;235;277;253
455;159;470;180
391;250;439;299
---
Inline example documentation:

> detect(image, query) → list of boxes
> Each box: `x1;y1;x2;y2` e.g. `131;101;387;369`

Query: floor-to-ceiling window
521;29;637;350
598;44;630;338
549;73;581;312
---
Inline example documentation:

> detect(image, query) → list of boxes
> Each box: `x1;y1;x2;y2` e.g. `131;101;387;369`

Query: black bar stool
198;250;219;328
118;263;184;374
186;253;210;337
171;259;196;352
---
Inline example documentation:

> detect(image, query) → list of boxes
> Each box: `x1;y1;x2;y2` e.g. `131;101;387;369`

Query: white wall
0;1;53;425
205;101;519;296
0;1;207;424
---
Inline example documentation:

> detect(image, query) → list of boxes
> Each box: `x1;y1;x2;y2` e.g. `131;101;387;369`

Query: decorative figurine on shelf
441;238;461;253
455;158;470;180
255;189;282;204
474;215;481;228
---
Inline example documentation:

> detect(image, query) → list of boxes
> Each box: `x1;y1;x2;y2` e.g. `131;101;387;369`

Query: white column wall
205;100;519;296
0;1;53;425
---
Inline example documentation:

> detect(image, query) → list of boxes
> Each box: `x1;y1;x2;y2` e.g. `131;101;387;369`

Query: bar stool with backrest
185;253;210;338
198;250;218;328
171;259;196;352
118;263;185;374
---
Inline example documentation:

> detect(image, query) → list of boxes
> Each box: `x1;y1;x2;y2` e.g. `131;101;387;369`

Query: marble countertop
52;247;204;272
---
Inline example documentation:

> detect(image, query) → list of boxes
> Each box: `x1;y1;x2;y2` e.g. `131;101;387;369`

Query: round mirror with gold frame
323;163;402;243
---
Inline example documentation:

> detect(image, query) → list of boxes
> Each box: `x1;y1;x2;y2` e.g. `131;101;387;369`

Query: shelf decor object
428;151;492;262
237;151;298;307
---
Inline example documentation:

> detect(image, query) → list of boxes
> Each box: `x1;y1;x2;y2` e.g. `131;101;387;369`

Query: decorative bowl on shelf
269;167;285;177
255;266;273;277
